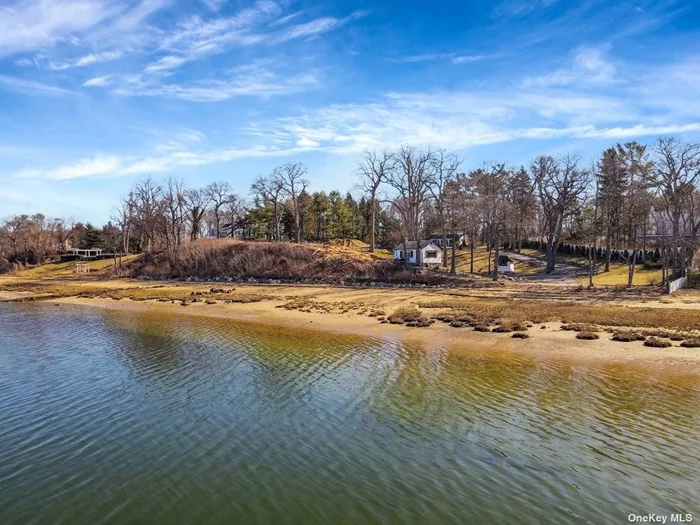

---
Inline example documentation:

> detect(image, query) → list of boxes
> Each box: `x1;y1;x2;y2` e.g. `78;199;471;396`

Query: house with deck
393;240;443;266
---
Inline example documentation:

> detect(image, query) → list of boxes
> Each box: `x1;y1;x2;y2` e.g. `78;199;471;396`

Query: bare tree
275;163;309;243
473;165;509;281
251;174;285;241
532;154;590;274
163;177;187;251
653;137;700;279
185;188;208;241
357;149;394;252
429;149;461;267
112;193;135;254
132;176;163;252
385;146;435;266
206;181;233;238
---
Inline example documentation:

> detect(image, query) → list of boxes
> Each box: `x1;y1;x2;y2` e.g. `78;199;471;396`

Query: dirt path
506;251;581;281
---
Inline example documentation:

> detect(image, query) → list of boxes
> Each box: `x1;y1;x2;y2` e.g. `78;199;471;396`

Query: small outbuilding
497;255;515;273
394;240;443;266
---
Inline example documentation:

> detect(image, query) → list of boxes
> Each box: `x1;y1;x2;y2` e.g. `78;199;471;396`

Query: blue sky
1;0;699;223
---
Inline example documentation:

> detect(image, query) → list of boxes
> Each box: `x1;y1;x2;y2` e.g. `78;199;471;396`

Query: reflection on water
0;303;699;524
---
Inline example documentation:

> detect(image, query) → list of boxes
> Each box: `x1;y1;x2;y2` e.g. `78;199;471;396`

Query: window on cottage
426;250;438;258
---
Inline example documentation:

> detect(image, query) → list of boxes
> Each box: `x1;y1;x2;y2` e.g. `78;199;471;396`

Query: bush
644;337;671;348
680;338;700;348
511;333;529;339
612;331;645;342
0;257;11;274
576;332;600;340
474;325;491;332
388;306;432;327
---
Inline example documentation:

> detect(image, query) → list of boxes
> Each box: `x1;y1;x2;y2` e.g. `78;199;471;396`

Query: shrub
511;333;529;339
644;337;671;348
576;332;600;340
612;331;645;342
450;321;464;328
680;338;700;348
474;325;490;332
388;306;431;327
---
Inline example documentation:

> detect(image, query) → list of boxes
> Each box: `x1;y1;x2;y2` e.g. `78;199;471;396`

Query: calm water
1;303;699;524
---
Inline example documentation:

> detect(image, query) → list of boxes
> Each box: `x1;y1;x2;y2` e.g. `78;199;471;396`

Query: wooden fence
667;276;687;295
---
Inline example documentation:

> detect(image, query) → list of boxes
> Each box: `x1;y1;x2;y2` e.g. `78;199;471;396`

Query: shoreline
2;277;700;370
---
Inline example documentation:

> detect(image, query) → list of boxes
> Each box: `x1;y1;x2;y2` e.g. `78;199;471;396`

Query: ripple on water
0;302;699;524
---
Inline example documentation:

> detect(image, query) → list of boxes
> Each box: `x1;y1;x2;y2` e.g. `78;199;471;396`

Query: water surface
1;303;699;524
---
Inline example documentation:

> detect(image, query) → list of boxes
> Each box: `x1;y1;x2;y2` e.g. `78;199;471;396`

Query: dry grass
612;331;646;342
416;298;700;333
644;337;672;348
680;338;700;348
0;281;271;304
15;255;141;279
576;332;600;340
129;239;471;285
387;306;433;327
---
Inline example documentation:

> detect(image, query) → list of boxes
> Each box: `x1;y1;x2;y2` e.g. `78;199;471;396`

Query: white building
497;255;515;273
428;233;466;248
394;241;443;266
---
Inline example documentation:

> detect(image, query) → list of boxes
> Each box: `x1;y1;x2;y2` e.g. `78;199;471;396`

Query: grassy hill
14;255;141;279
519;247;662;286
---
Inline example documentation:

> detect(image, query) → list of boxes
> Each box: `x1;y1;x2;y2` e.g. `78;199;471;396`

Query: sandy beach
3;276;700;370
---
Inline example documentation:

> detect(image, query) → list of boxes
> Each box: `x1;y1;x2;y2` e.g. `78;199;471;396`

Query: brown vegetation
417;298;700;332
643;337;672;348
128;239;474;285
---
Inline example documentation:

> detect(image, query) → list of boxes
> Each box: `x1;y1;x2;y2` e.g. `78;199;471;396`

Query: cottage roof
394;240;439;251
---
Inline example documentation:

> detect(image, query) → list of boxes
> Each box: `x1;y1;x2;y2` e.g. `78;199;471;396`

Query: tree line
2;136;699;285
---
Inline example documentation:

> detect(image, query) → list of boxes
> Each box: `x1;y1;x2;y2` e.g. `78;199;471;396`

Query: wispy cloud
0;0;117;56
520;46;616;88
117;62;319;101
392;53;487;64
145;4;365;73
46;50;125;70
83;75;112;87
15;154;122;180
0;74;77;96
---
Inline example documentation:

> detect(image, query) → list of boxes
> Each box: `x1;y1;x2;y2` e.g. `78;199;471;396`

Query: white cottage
394;240;443;266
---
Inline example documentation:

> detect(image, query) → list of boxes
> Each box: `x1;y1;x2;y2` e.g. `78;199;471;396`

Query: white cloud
49;50;124;70
83;75;112;87
0;74;76;95
521;46;617;88
0;0;117;56
144;55;188;73
116;65;318;101
15;154;122;180
392;53;487;64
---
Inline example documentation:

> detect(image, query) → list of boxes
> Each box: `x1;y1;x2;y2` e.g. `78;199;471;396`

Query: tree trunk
588;244;594;288
369;197;376;253
450;239;456;274
627;251;637;288
442;228;448;269
470;239;474;274
492;241;499;281
545;235;556;274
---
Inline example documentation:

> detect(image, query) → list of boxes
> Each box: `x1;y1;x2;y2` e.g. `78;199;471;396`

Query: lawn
519;247;662;286
16;254;141;279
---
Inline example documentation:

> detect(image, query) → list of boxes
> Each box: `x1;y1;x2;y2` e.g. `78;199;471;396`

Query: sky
1;0;699;223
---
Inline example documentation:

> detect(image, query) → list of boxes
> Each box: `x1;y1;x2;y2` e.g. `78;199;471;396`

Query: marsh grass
576;332;600;340
644;337;672;348
417;298;700;332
